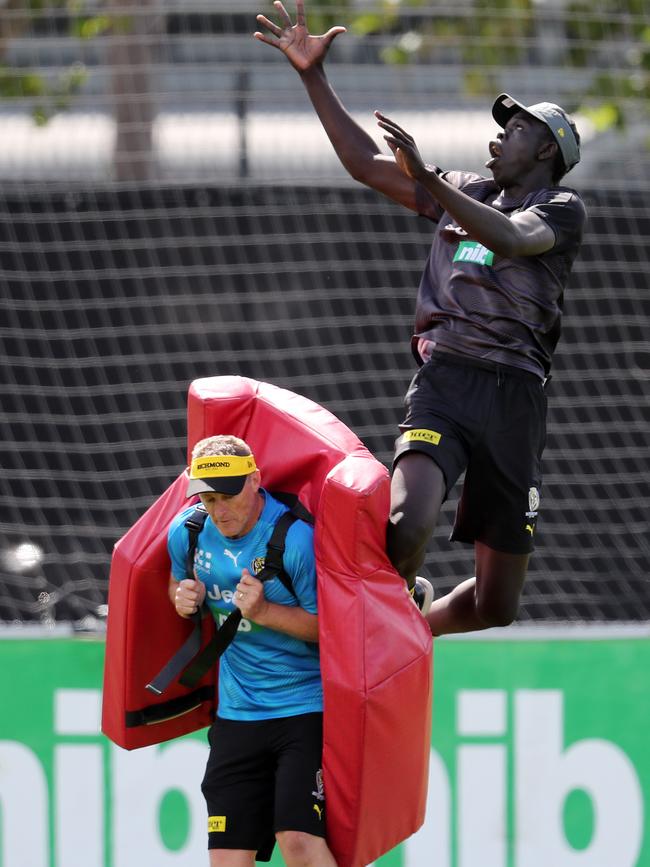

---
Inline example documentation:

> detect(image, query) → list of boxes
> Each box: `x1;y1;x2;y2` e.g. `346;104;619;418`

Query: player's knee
387;507;431;555
275;830;327;866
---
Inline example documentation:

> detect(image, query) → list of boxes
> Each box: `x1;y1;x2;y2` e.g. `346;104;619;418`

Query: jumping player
254;1;586;636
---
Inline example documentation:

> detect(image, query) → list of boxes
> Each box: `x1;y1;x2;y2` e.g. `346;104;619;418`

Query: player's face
199;471;263;539
486;112;549;187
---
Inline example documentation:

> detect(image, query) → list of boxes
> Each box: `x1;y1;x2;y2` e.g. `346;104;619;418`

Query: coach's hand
254;0;346;73
234;569;268;621
174;576;206;618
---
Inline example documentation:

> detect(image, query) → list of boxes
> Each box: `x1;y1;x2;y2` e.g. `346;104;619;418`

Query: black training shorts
394;351;547;555
201;712;326;861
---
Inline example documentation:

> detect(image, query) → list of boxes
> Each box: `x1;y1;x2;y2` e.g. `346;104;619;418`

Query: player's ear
250;469;261;493
537;138;557;164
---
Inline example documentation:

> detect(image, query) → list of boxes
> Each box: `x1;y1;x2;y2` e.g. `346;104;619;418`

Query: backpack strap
184;504;209;581
255;509;298;597
144;494;313;698
270;491;314;525
264;491;314;596
144;505;209;696
178;496;312;689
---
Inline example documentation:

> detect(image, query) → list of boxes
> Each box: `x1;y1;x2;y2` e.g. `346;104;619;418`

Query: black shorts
394;351;547;555
201;712;326;861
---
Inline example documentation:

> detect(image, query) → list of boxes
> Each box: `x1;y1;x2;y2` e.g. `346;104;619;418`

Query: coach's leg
209;849;255;866
387;451;446;589
424;542;529;636
276;831;337;866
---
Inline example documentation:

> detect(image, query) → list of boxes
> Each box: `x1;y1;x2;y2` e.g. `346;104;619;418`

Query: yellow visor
186;453;257;498
189;454;257;479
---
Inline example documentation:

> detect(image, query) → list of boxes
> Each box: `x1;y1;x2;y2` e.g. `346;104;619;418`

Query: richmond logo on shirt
453;240;495;266
251;556;266;575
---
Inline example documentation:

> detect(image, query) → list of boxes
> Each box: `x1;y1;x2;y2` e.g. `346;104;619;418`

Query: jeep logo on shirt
453;240;495;266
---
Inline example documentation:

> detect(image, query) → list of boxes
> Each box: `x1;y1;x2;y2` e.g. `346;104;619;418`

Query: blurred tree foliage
346;0;649;129
1;0;647;135
0;0;118;124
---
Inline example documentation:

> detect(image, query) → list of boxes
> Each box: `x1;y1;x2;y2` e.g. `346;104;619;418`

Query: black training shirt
412;169;587;379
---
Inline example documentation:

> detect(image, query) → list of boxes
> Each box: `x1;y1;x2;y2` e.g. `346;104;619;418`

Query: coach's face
199;471;263;538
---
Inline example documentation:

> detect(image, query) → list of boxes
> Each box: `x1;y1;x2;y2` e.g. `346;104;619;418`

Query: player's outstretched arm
254;0;427;213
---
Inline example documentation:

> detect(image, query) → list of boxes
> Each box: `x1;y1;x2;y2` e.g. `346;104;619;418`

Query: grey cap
492;93;580;171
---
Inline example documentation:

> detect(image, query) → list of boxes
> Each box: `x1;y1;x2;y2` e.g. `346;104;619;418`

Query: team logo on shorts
312;769;325;802
208;816;226;833
524;487;540;536
251;556;265;575
312;769;325;820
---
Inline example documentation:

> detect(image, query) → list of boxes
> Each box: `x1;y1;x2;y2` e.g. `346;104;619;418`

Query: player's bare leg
387;451;446;590
424;542;529;636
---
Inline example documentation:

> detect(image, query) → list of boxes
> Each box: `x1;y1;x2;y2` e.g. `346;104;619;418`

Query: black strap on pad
144;504;209;696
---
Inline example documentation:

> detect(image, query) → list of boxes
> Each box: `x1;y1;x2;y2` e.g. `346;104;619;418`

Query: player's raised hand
254;0;346;73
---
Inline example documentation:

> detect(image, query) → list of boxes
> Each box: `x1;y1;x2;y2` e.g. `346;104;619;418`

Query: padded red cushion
102;376;432;866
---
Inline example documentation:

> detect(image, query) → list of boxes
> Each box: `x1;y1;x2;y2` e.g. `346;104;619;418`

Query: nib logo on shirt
453;240;495;266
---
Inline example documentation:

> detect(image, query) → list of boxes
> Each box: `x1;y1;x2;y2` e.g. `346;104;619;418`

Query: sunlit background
0;3;648;865
1;0;647;628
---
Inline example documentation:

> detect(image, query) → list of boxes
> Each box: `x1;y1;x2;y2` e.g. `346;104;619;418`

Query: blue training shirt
167;489;323;721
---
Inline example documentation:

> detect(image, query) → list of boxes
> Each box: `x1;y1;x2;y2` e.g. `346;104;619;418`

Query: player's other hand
375;111;428;182
254;0;346;73
174;577;206;618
